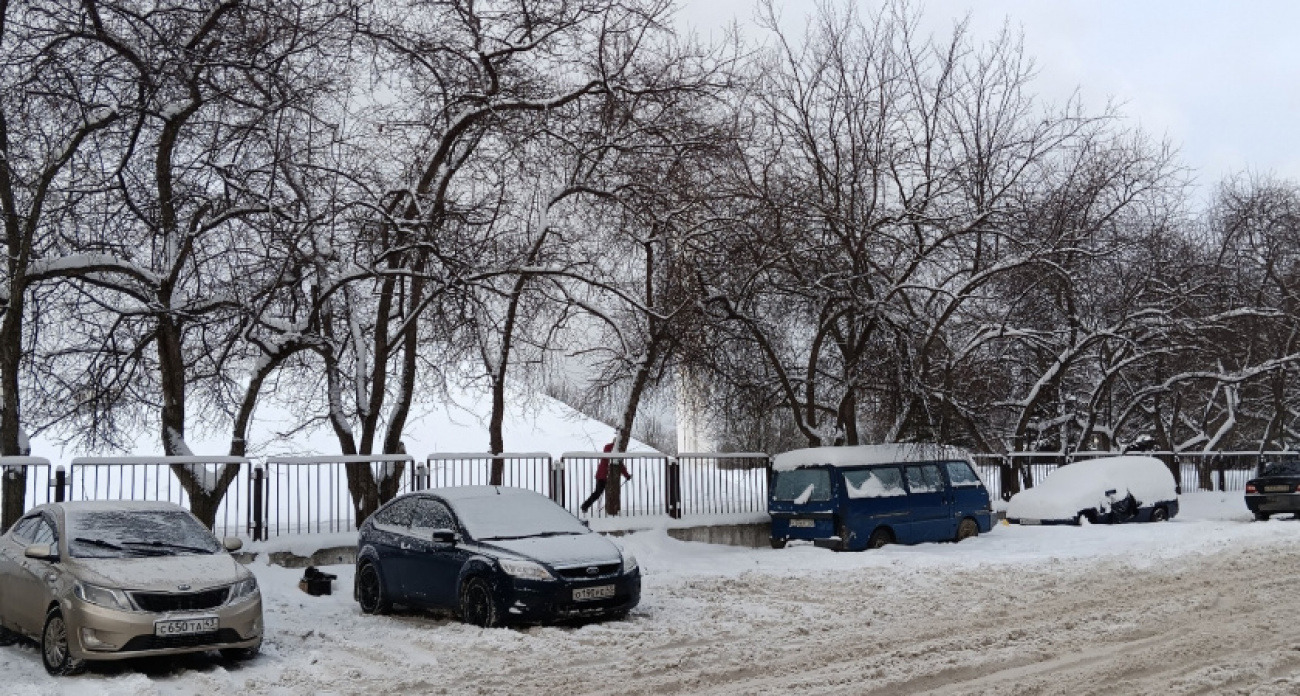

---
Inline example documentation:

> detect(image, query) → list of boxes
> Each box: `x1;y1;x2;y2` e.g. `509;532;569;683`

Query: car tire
0;623;20;647
769;538;787;550
867;528;893;550
356;561;391;615
955;518;979;542
1150;506;1169;522
42;607;86;676
220;639;262;662
460;576;500;628
1255;511;1271;522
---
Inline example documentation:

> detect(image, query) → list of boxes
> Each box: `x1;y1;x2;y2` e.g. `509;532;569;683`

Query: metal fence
558;451;672;519
8;447;1284;538
257;455;414;538
424;453;554;492
66;457;252;539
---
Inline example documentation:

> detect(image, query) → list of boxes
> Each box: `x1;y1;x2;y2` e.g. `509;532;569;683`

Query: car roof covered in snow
772;444;972;472
422;485;547;502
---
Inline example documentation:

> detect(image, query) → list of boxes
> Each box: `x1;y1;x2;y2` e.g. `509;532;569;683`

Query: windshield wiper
74;537;171;556
480;531;582;541
121;540;216;554
74;536;125;551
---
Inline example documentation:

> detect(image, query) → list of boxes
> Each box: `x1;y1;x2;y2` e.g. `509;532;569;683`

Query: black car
354;486;640;627
1245;461;1300;521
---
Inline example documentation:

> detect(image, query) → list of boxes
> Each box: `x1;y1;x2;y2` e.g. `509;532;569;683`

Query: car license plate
789;519;815;528
573;585;615;601
1265;485;1292;493
1019;519;1041;525
155;617;218;637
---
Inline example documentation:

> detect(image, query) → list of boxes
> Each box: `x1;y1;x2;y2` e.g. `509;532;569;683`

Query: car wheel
42;608;86;676
955;518;979;542
220;639;262;662
867;528;893;550
1255;511;1271;522
0;623;20;647
1150;506;1169;522
769;537;787;550
356;562;391;615
459;577;500;628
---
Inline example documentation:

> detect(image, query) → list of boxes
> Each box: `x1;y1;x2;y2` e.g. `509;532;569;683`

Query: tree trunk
0;281;26;531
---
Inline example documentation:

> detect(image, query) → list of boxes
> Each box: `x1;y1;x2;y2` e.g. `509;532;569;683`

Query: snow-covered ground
7;491;1300;695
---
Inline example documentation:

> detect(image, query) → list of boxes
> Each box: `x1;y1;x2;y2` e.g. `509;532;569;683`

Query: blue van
768;444;995;550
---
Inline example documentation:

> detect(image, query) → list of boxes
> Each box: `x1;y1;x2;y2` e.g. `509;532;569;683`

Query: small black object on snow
299;566;337;596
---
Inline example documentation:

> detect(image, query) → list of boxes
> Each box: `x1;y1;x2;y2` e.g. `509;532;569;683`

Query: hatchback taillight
1246;483;1257;494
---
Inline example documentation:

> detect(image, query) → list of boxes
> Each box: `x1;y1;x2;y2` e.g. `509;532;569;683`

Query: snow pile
1005;455;1177;520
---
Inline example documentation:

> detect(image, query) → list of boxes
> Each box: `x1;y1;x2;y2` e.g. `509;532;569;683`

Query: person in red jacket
580;441;631;513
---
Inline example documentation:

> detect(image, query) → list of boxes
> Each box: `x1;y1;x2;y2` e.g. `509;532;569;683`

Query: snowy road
5;492;1300;695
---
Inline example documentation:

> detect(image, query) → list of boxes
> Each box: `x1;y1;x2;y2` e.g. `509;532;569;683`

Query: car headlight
228;576;259;603
621;549;638;574
74;582;133;611
498;558;554;581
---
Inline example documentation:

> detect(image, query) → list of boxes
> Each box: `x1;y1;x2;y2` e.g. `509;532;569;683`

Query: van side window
844;467;907;498
905;465;946;493
945;461;983;488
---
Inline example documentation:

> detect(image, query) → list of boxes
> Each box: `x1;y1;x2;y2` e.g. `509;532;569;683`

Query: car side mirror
24;544;56;561
223;537;243;552
431;529;456;545
1104;489;1117;497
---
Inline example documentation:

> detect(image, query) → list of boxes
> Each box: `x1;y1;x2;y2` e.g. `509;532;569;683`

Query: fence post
53;466;66;502
251;463;265;542
550;458;566;507
666;457;682;519
414;463;428;491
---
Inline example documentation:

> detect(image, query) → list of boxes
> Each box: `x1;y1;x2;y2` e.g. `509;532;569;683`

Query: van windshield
772;469;832;503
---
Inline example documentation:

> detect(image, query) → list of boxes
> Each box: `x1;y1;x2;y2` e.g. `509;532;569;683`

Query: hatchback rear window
772;469;833;503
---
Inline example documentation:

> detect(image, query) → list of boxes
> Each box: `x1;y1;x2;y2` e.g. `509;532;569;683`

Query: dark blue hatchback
354;486;640;627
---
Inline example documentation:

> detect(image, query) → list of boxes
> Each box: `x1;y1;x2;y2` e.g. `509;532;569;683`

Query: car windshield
772;469;833;503
451;493;589;541
1262;461;1300;477
66;508;224;558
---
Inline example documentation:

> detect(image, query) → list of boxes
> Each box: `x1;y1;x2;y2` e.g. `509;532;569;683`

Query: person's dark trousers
580;478;608;512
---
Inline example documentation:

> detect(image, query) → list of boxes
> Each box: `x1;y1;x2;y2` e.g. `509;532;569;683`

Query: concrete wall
666;522;771;549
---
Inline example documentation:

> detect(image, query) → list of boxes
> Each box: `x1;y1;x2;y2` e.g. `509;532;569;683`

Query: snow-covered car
1005;455;1179;526
354;486;640;627
1245;460;1300;521
0;501;262;676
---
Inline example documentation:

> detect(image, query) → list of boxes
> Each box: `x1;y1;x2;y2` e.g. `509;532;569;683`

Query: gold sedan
0;501;262;675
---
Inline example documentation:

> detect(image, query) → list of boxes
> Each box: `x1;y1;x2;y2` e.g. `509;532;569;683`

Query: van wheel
955;518;979;542
1254;511;1270;522
769;538;787;549
1150;506;1169;522
867;528;893;550
837;523;854;551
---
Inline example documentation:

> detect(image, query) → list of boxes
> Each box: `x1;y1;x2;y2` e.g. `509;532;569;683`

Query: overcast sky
675;0;1300;200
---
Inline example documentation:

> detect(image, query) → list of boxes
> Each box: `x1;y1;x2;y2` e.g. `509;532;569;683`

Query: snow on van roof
772;444;971;471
